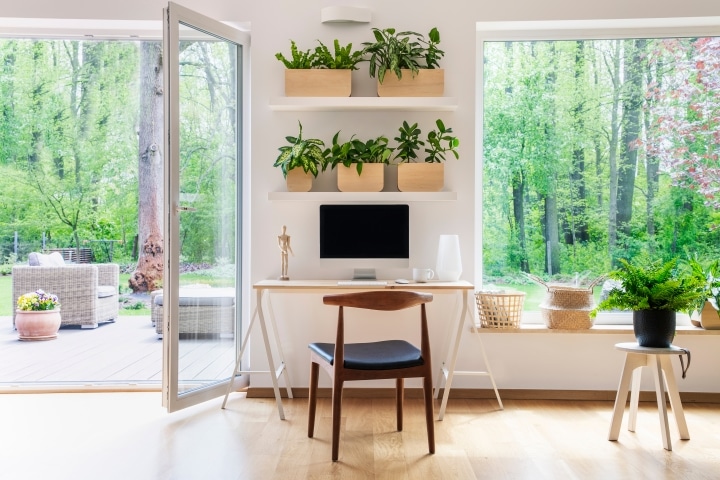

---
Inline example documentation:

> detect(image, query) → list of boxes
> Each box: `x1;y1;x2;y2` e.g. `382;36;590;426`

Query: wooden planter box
285;168;313;192
397;163;444;192
377;69;444;97
285;69;351;97
337;164;384;192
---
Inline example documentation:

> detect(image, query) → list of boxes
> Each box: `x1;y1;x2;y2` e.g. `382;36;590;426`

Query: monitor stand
352;268;377;280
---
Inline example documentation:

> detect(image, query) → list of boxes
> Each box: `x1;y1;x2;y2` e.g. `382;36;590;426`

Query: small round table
608;342;690;451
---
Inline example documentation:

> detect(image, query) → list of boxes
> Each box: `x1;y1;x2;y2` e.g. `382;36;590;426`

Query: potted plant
326;132;393;192
276;39;364;97
15;289;62;341
273;121;329;192
590;257;706;347
689;258;720;329
394;119;459;191
362;27;445;97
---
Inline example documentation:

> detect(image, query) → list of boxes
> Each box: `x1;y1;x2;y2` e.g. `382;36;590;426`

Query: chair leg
331;378;344;462
423;374;435;454
396;378;404;431
308;362;319;438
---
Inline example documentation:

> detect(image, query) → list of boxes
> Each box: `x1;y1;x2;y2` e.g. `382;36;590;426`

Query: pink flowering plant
17;289;60;311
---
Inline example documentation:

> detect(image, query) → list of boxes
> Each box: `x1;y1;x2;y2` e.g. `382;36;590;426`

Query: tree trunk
566;41;589;245
129;42;164;293
511;167;529;273
616;39;645;240
544;195;560;276
607;40;622;261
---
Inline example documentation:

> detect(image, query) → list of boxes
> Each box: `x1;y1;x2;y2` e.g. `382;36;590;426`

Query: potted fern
276;39;364;97
326;132;393;192
590;257;706;347
393;119;459;191
362;27;444;97
273;121;329;192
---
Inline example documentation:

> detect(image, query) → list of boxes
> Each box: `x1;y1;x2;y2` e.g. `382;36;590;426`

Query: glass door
163;2;249;412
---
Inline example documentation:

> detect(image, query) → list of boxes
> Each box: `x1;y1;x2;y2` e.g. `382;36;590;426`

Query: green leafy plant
275;40;316;69
312;40;365;70
274;121;329;178
590;257;706;317
276;39;364;70
688;257;720;311
362;27;444;83
326;132;393;175
393;119;459;163
17;289;60;311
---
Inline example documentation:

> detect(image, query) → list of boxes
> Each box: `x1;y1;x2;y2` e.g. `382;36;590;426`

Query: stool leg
650;354;672;450
628;367;642;432
660;356;690;440
609;353;644;441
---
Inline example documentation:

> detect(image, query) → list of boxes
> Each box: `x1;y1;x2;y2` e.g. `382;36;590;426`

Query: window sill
473;324;720;335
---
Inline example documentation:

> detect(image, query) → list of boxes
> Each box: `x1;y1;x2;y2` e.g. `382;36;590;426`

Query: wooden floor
0;315;235;388
0;393;719;479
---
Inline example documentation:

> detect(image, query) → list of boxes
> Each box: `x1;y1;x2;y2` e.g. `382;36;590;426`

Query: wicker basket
475;291;525;328
526;274;604;330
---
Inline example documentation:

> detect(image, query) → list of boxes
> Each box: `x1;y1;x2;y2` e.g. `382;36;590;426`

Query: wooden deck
0;314;236;389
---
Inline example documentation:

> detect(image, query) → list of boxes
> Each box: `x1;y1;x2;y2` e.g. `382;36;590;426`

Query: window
477;19;720;323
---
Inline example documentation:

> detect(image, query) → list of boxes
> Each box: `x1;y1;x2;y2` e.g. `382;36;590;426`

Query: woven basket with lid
526;274;604;329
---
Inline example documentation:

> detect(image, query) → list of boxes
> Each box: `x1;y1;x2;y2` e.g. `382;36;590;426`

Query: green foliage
423;119;459;163
393;119;459;163
362;27;444;83
275;40;315;69
312;40;364;70
393;121;424;162
326;132;393;176
688;257;720;313
590;257;706;317
276;39;364;70
273;121;328;178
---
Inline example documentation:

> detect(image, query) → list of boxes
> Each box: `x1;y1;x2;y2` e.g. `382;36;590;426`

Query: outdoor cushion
28;251;65;267
97;286;117;299
153;287;235;307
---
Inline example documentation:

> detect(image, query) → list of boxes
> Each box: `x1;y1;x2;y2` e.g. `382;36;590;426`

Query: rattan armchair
12;264;119;329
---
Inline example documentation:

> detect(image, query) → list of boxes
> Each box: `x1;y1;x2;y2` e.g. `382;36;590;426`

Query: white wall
4;0;719;394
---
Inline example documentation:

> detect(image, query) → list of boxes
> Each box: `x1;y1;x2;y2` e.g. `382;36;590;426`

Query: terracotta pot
15;309;62;341
633;310;675;348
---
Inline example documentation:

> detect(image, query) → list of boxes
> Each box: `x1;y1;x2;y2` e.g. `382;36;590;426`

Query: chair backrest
323;290;433;312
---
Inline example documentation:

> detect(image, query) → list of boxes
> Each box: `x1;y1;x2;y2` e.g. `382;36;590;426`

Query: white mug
412;268;435;283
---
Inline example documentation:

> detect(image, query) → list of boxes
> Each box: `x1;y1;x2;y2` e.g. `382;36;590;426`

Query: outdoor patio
0;314;236;388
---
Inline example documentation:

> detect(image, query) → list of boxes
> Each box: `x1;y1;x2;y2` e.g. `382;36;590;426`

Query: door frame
163;1;251;412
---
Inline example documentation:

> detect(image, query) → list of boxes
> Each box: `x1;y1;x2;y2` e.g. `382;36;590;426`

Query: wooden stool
608;342;690;450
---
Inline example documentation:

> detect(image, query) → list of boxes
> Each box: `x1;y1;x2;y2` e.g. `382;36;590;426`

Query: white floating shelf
269;96;458;112
268;191;457;202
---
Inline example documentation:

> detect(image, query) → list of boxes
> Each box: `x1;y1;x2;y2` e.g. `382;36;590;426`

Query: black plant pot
633;310;676;348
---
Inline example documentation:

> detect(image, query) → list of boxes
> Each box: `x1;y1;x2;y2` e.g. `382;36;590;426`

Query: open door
162;2;249;412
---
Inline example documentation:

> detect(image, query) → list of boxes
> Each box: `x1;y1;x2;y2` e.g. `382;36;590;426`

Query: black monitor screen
320;204;409;259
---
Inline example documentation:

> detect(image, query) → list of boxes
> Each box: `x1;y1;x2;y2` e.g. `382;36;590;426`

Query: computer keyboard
337;280;388;286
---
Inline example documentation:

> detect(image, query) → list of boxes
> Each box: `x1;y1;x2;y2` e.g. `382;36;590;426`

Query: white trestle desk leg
660;355;690;440
436;291;465;419
609;353;645;441
265;292;293;399
256;289;286;420
221;302;259;409
471;324;503;410
650;354;672;450
433;293;460;401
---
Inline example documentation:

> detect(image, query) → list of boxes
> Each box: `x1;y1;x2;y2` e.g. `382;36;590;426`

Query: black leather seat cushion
309;340;423;370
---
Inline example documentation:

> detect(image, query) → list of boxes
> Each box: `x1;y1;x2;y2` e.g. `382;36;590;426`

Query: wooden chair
307;290;435;461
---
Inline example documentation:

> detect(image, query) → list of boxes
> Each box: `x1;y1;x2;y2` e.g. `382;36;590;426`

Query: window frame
475;17;720;325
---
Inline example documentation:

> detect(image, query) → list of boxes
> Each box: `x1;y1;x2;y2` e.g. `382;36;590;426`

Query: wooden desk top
253;279;474;292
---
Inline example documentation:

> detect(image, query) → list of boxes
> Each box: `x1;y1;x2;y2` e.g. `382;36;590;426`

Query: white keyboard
337;280;388;286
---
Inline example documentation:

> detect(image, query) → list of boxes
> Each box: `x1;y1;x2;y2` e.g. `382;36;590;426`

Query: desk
608;342;690;450
222;280;502;420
